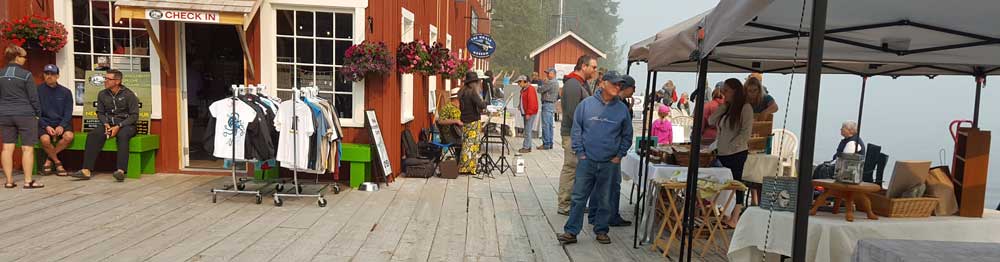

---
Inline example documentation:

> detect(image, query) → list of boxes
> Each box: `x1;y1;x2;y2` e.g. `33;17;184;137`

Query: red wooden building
0;0;493;178
530;31;606;77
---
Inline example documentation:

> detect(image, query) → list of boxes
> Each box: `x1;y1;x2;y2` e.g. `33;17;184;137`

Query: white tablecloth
742;154;782;184
729;207;1000;262
622;153;737;244
853;239;1000;262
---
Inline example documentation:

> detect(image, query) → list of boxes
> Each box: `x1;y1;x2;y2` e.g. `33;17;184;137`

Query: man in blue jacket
37;64;75;176
557;71;634;245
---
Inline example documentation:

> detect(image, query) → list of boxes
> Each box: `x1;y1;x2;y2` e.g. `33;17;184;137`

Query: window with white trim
400;8;415;123
71;0;152;98
274;9;357;120
445;34;452;92
428;25;438;113
471;11;479;34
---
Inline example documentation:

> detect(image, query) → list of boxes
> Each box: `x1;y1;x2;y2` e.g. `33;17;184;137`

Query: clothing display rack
273;86;333;207
477;96;515;178
211;84;276;204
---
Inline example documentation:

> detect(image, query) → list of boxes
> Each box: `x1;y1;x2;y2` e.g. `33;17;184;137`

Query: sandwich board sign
365;110;393;182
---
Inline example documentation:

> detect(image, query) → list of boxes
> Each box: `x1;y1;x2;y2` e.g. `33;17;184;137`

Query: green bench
33;134;160;179
341;143;372;189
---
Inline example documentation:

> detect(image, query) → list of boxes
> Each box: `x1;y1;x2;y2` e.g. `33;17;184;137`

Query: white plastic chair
770;129;799;177
672;116;694;139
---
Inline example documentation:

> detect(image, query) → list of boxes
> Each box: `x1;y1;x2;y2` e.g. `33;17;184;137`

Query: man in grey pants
558;55;598;215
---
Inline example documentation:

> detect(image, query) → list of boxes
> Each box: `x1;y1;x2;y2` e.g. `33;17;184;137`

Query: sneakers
556;233;577;244
610;220;633;227
518;148;532;154
70;170;91;180
112;170;126;182
536;146;553;150
595;234;612;244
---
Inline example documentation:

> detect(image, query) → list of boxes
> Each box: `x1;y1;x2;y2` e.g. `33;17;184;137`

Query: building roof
114;0;257;13
529;31;607;59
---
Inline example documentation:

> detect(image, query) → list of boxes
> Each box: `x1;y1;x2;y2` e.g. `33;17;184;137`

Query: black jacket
96;85;140;127
459;86;487;123
0;63;40;117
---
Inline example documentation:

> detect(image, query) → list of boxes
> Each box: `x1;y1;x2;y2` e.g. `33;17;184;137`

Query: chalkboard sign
366;110;393;180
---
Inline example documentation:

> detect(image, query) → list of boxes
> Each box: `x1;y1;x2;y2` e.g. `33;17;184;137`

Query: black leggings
718;150;749;205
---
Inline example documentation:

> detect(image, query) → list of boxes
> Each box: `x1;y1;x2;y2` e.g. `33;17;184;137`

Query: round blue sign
467;34;496;59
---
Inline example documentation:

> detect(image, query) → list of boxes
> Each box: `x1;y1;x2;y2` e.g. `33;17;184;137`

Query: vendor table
621;153;736;243
853;239;1000;262
729;207;1000;262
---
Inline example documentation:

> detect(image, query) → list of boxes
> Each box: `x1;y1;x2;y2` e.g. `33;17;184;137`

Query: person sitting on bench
37;64;75;176
71;69;139;182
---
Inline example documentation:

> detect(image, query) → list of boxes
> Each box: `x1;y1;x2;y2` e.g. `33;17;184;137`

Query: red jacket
520;85;539;116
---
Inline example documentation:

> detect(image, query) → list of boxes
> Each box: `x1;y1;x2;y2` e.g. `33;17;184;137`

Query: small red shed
530;31;607;76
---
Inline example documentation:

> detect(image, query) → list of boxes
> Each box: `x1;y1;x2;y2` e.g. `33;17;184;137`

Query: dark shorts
0;116;39;145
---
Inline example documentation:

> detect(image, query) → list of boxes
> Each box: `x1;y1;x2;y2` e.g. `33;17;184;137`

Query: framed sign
466;33;496;59
366;110;393;180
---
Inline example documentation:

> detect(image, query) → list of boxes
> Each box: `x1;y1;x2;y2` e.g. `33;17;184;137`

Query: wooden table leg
845;193;856;222
832;197;843;214
859;193;879;220
810;190;832;215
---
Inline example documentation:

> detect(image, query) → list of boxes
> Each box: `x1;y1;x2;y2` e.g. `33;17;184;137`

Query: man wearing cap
515;75;539;154
536;68;558;150
585;72;635;228
37;64;75;176
557;71;633;245
437;88;463;148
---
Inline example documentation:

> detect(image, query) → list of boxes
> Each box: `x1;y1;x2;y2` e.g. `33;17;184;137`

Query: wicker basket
672;150;714;167
867;192;939;218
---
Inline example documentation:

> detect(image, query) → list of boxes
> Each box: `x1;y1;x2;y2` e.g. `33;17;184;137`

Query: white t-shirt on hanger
275;98;315;170
209;98;258;160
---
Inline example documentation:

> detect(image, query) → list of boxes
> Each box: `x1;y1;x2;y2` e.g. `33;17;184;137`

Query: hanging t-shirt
209;98;258;160
275;98;316;170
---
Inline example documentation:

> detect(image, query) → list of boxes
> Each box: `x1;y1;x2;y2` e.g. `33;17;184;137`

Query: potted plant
1;15;68;52
396;40;434;75
339;41;393;82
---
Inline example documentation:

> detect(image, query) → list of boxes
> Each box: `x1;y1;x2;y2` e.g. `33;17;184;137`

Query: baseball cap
43;64;59;74
602;70;625;84
621;75;636;89
545;67;557;74
513;75;528;83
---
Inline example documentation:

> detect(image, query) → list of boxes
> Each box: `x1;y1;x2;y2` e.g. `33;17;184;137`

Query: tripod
477;98;515;178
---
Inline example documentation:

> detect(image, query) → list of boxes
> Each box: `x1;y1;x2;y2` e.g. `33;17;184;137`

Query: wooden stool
809;179;882;221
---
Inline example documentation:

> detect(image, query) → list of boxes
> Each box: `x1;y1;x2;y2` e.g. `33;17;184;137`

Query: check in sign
146;9;220;23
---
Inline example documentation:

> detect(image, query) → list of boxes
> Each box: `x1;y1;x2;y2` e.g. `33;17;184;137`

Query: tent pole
793;0;829;261
857;76;868;135
639;71;659;239
626;62;633;75
973;75;983;128
633;70;655;248
680;54;710;262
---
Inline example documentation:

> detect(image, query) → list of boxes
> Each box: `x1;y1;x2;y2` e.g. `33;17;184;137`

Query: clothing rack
273;86;333;207
211;84;275;204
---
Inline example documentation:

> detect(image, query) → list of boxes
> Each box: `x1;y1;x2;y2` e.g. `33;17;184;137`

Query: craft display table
809;179;882;222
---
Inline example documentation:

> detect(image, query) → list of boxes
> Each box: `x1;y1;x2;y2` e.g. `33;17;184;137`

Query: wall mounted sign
366;110;393;181
467;33;496;59
146;9;220;23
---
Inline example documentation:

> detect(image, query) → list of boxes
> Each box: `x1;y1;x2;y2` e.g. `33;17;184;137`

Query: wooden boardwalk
0;135;729;262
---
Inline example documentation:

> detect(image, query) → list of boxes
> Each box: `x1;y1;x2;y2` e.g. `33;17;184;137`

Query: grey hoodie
0;63;40;117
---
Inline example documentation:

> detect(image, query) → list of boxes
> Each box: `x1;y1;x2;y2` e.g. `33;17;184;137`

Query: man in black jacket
71;69;140;182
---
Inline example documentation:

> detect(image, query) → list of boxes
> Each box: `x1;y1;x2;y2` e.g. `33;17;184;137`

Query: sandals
42;162;54;176
4;182;15;188
23;180;44;189
54;163;68;176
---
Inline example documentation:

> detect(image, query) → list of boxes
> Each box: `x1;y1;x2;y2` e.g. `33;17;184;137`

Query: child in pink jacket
652;105;674;145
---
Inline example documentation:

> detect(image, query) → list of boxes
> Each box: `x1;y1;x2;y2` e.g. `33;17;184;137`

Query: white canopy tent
626;0;998;260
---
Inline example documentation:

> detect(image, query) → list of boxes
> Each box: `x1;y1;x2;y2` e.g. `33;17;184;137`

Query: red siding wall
534;38;601;74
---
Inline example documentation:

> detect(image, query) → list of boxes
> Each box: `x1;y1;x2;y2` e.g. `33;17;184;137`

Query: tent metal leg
974;76;983;128
633;70;656;248
857;76;868;134
679;55;710;262
793;0;829;261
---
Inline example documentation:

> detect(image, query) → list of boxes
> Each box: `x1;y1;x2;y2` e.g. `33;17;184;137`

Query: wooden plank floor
0;136;728;262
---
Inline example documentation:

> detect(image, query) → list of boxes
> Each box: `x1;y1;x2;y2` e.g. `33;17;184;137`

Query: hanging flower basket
396;40;434;75
449;57;474;80
339;41;393;82
1;15;69;52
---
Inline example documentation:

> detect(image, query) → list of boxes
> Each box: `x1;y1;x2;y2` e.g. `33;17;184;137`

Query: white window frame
444;34;452;92
262;1;368;127
400;8;415;124
427;25;438;113
54;0;162;119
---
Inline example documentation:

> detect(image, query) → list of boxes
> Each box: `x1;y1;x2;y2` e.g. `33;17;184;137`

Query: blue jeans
522;114;538;149
590;167;625;224
540;103;555;148
564;158;616;235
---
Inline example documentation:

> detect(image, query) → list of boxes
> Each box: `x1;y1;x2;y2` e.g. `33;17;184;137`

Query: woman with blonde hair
744;77;778;114
1;45;43;188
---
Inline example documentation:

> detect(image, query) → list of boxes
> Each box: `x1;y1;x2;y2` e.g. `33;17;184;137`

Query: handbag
813;161;836;180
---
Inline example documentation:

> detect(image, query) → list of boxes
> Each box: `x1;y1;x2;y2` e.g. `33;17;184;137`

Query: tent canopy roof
633;0;1000;76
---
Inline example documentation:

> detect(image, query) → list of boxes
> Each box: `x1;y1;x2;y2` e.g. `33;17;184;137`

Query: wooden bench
33;134;160;179
341;143;372;189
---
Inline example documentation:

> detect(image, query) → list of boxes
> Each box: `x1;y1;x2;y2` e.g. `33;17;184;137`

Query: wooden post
235;25;257;82
143;20;172;77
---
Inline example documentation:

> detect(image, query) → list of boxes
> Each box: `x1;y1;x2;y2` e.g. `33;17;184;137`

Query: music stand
477;94;516;178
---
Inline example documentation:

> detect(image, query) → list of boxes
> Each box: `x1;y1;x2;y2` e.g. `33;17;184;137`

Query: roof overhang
529;31;608;59
113;0;260;27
